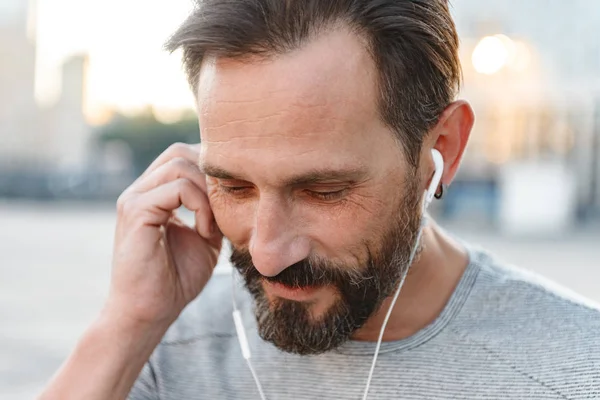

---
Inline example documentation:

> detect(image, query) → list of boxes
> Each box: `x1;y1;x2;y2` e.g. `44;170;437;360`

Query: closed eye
217;179;254;196
305;188;348;201
220;185;252;193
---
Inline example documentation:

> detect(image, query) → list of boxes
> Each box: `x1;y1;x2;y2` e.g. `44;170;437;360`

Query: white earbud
423;149;444;210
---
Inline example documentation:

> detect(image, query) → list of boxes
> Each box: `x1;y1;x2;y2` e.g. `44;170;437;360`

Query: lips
262;280;321;301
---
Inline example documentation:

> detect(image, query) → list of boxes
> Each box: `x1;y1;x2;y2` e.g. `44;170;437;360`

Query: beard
230;172;423;355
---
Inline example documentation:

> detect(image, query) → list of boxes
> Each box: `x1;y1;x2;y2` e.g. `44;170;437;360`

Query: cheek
309;195;390;259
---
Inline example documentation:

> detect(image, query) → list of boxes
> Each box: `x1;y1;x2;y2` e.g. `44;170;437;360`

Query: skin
199;28;474;340
39;27;474;400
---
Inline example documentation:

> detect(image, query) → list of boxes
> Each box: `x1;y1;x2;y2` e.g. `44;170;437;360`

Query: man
41;0;600;399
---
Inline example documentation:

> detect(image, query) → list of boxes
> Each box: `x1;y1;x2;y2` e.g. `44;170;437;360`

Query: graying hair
166;0;461;166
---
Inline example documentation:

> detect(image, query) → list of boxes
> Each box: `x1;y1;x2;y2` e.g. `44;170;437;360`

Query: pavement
0;202;598;399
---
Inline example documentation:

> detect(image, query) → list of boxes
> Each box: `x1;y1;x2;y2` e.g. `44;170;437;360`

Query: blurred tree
97;109;200;176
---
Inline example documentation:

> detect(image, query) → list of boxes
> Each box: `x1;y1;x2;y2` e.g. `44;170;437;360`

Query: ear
430;100;474;185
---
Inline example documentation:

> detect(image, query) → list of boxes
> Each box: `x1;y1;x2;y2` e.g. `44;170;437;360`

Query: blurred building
0;0;92;172
0;0;39;166
45;54;91;169
445;0;600;229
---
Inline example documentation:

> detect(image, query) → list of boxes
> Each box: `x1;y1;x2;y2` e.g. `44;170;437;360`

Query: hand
106;143;222;327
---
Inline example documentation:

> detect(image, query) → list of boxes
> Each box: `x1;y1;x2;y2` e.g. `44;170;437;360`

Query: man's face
198;29;424;354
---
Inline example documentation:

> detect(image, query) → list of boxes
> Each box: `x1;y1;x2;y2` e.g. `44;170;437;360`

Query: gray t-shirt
129;244;600;399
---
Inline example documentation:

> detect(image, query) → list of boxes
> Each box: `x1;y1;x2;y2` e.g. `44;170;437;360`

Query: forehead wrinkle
202;112;332;145
202;114;359;149
197;31;379;136
203;85;370;137
203;92;354;133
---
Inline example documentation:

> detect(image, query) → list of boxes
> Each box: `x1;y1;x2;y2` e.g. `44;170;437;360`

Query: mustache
230;248;368;289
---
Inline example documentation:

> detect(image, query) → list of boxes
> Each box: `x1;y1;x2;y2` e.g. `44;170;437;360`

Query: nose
248;195;310;277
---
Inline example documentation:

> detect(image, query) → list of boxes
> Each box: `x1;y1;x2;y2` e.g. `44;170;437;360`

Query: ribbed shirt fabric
129;244;600;399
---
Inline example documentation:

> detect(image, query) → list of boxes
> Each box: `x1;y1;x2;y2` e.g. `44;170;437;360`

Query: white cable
231;270;239;310
361;216;426;400
246;357;268;400
232;272;268;400
362;154;440;399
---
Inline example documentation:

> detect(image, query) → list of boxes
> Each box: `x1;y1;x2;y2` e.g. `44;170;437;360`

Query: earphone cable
246;356;268;400
232;272;268;400
361;216;426;400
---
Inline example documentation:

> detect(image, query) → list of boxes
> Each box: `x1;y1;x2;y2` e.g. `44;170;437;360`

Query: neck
351;219;469;342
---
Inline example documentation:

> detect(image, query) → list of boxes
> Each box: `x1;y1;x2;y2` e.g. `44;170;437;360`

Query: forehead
196;28;399;178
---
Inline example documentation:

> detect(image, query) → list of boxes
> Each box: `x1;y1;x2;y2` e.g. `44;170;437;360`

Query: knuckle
154;158;191;184
176;178;202;198
166;142;188;156
116;192;130;213
116;193;138;217
168;157;190;170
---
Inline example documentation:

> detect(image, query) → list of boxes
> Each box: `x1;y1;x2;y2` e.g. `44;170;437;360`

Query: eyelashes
218;185;348;203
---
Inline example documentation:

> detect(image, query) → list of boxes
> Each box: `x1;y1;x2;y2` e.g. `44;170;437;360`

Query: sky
34;0;196;121
27;0;600;125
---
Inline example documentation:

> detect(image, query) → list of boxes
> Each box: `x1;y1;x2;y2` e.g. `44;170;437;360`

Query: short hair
166;0;461;166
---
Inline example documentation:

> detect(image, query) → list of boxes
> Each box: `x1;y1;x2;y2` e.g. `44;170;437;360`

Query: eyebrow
200;162;369;186
200;164;243;180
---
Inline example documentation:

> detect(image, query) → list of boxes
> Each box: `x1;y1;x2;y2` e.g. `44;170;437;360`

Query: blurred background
0;0;599;398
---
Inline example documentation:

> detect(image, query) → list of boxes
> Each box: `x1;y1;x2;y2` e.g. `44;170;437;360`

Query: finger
141;143;201;178
131;157;207;194
134;178;216;239
195;209;223;249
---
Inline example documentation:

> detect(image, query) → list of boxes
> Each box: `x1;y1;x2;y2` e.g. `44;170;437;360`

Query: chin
254;296;357;355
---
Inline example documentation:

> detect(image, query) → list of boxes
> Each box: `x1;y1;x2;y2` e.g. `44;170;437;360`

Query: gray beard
231;176;423;355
